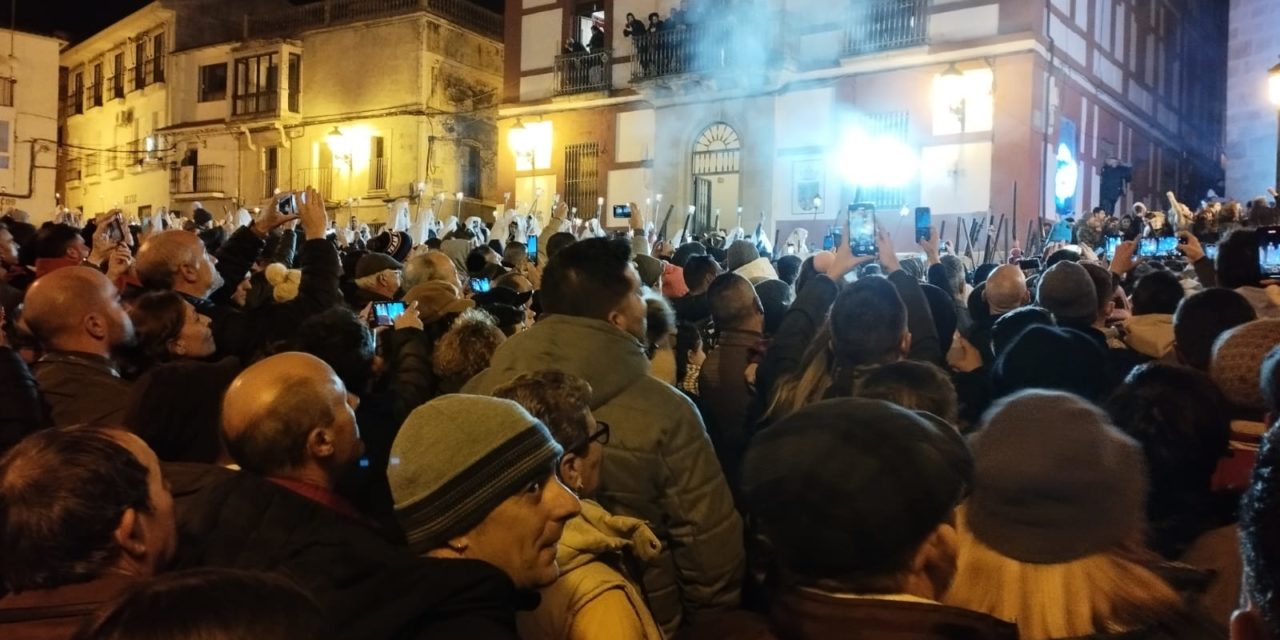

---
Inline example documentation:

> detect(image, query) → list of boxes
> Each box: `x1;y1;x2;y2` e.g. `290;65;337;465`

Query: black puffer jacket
0;346;41;454
166;463;535;640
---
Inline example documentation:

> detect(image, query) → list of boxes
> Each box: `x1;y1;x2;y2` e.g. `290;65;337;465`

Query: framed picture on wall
793;159;823;215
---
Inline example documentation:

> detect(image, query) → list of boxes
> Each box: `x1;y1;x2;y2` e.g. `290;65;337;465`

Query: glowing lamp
1054;143;1078;202
325;126;348;156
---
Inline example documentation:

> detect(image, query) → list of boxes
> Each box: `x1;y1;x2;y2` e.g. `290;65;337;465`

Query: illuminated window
931;67;994;136
511;121;552;172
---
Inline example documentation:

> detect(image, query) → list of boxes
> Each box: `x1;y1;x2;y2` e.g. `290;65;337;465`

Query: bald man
983;264;1030;316
402;251;462;290
26;266;134;426
221;352;365;519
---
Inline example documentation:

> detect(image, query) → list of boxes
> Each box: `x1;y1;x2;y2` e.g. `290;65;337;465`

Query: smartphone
526;234;538;265
613;204;632;219
371;301;407;327
277;191;304;215
1204;243;1217;261
1259;227;1280;278
1156;236;1177;256
848;203;877;256
470;277;492;293
821;229;835;251
1138;238;1158;257
914;207;932;243
1104;235;1121;260
1018;258;1043;275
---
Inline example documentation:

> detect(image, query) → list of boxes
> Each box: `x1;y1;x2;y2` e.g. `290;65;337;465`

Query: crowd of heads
4;189;1280;640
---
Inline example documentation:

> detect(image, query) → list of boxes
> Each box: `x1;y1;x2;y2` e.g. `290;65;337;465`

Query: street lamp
937;63;967;133
326;125;353;207
1269;60;1280;189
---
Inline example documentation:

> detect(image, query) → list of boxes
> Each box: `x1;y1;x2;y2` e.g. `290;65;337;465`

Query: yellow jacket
518;499;665;640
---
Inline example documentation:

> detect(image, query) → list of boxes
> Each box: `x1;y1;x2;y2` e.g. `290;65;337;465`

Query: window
563;142;599;215
369;136;386;191
287;53;301;112
0;121;10;169
233;53;279;116
198;63;227;102
932;67;994;135
91;63;103;107
264;147;279;197
112;53;124;98
133;40;146;90
152;32;165;83
70;72;84;115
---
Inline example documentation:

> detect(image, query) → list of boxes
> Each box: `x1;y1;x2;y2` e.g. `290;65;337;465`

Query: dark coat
32;351;131;428
0;574;140;640
681;589;1018;640
166;463;534;640
184;231;343;361
0;347;41;453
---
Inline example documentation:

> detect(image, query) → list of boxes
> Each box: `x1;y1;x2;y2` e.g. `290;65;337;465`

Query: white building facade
60;0;503;224
0;29;64;221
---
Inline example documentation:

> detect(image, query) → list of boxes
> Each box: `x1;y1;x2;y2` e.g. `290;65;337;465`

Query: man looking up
0;427;176;637
24;266;135;426
465;238;744;635
221;352;365;520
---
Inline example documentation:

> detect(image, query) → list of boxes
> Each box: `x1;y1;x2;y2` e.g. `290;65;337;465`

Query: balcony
555;49;611;96
629;27;770;83
844;0;928;56
245;0;502;41
64;166;82;184
64;93;83;117
368;158;387;192
295;167;334;201
0;79;14;107
233;90;280;118
264;166;279;198
171;164;227;200
84;153;101;179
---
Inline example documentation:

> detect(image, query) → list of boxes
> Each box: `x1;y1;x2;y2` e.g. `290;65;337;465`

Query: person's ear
899;331;911;357
177;262;199;284
113;507;147;560
308;427;336;460
1104;300;1116;318
1232;599;1268;640
910;522;959;599
83;312;108;340
559;453;584;494
606;308;629;334
168;338;187;357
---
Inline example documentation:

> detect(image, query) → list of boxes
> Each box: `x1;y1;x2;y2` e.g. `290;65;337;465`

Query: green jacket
464;315;745;635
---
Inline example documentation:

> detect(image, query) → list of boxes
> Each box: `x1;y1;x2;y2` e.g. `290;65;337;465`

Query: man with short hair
0;427;176;637
351;252;403;308
1124;270;1184;359
699;272;765;493
136;188;335;359
25;266;135;426
687;399;1015;640
221;352;365;520
465;238;744;635
673;254;721;326
983;264;1029;317
389;394;581;637
1174;288;1257;371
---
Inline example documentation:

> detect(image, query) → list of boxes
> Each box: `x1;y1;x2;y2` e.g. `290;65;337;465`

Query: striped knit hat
388;395;563;554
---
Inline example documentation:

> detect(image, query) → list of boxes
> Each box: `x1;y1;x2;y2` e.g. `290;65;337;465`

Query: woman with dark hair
124;290;215;376
1107;362;1239;622
75;568;330;640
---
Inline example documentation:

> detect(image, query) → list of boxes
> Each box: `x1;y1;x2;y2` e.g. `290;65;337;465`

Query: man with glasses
494;370;664;640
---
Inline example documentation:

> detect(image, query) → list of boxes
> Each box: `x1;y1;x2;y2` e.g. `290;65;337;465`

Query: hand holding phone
470;277;492;293
370;301;408;327
823;207;872;280
526;234;539;265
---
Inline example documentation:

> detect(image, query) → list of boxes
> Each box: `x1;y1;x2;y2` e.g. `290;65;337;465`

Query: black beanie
993;325;1108;401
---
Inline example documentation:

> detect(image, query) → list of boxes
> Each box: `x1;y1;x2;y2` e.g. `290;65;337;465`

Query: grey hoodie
464;314;745;635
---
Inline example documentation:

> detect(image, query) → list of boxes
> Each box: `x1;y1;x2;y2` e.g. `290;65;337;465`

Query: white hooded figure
235;207;253;229
579;218;606;240
494;208;522;244
786;227;810;256
464;216;489;246
407;199;433;246
388;198;412;234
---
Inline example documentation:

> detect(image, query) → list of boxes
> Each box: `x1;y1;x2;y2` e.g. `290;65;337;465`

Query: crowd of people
2;185;1280;640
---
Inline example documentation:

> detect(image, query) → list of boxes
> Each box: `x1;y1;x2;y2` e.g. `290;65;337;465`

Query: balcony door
691;122;741;236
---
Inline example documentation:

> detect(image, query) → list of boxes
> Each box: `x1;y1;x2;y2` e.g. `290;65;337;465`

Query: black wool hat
993;325;1108;401
742;399;972;581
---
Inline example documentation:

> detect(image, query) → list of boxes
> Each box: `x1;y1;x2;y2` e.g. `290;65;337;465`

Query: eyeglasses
568;421;610;453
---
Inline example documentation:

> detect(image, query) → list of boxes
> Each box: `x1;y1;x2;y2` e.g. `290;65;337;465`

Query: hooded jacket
1124;314;1175;359
464;315;744;635
518;499;664;640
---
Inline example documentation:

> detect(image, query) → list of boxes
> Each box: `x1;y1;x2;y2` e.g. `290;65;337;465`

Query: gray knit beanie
1036;261;1097;321
388;395;563;554
727;240;760;272
967;389;1147;564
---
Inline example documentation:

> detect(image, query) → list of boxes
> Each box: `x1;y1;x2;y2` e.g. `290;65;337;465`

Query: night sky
16;0;503;45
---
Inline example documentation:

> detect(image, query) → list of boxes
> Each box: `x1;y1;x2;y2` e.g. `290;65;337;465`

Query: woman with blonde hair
945;390;1223;639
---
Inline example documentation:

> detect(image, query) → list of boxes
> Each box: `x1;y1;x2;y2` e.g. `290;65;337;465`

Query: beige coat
518;500;665;640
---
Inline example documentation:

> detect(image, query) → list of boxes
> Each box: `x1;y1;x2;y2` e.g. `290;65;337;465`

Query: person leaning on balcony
135;188;342;361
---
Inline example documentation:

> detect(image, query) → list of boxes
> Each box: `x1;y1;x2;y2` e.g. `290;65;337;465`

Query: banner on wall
1054;118;1079;217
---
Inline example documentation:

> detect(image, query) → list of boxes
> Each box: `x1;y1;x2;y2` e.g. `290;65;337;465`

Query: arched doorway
691;122;741;236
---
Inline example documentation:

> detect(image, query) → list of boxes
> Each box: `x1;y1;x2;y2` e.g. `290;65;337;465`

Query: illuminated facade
1225;0;1280;201
61;0;503;223
0;29;63;220
501;0;1226;249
